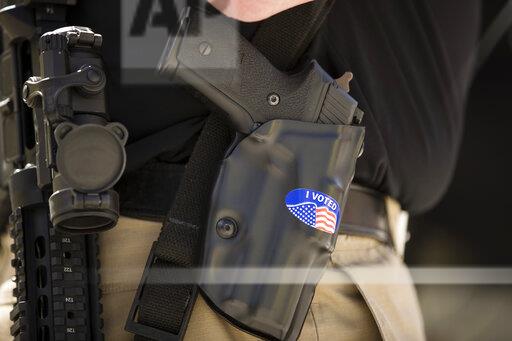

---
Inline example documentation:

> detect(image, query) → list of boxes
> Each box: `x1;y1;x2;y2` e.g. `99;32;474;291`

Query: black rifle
1;2;127;340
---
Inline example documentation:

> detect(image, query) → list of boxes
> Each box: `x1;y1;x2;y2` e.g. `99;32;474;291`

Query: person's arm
208;0;314;22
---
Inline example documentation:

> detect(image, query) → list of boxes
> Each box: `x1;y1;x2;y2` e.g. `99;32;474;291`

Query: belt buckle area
125;242;197;341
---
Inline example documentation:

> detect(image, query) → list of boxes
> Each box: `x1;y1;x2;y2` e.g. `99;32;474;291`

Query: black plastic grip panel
159;8;360;134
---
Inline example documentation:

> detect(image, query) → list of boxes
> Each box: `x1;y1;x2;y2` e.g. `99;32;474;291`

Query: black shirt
309;0;480;213
68;0;480;214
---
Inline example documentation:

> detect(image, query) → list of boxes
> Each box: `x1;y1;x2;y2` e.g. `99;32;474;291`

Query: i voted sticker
285;188;340;234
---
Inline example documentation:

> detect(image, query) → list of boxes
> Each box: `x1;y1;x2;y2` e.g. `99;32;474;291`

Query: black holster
200;119;364;340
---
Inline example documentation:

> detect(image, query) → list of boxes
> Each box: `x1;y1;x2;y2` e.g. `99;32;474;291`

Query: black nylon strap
129;2;334;340
154;116;233;261
116;162;185;221
133;113;233;340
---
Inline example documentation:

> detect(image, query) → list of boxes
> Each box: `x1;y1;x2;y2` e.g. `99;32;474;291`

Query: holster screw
216;217;238;239
267;93;280;106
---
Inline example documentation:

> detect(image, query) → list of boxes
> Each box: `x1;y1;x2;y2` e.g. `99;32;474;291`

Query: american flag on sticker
285;189;340;234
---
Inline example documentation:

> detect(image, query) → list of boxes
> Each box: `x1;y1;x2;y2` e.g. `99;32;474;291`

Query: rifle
1;2;127;339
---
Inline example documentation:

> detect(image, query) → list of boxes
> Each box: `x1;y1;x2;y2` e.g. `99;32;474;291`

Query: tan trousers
0;216;425;340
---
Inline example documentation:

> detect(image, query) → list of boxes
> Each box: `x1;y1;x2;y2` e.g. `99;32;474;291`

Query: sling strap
127;113;233;341
126;2;335;339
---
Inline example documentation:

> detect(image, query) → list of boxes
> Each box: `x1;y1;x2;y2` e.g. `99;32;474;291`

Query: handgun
158;7;363;134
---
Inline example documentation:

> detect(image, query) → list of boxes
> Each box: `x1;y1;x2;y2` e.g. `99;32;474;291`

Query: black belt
341;184;391;243
116;161;392;244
